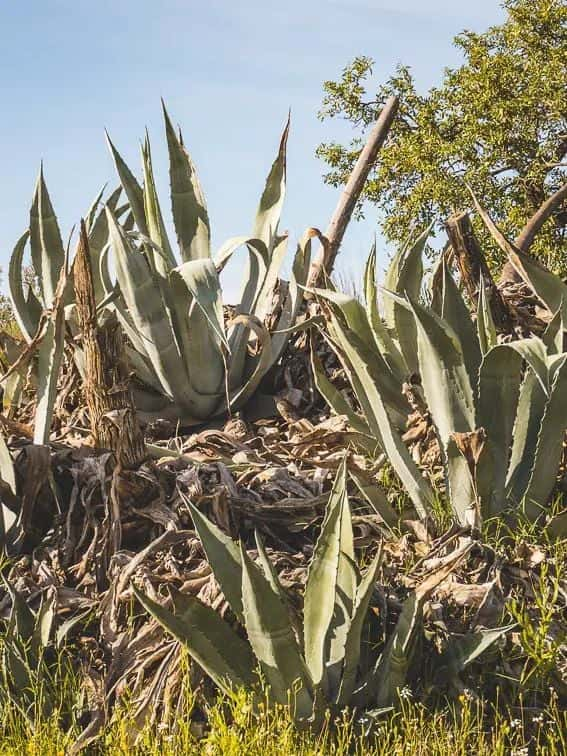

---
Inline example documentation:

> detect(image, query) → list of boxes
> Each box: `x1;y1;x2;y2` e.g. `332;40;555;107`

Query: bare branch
515;180;567;252
307;96;399;288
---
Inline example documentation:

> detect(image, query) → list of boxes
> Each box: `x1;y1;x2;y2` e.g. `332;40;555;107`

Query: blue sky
0;0;505;299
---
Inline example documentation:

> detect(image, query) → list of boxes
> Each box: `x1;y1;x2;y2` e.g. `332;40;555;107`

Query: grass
0;682;565;755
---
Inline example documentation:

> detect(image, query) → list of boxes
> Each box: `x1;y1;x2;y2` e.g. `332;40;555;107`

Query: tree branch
307;96;399;288
515;180;567;252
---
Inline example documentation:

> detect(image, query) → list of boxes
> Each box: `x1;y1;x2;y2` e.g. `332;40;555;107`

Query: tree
316;0;567;273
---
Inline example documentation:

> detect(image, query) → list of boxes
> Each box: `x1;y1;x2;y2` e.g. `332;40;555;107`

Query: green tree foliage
317;0;567;273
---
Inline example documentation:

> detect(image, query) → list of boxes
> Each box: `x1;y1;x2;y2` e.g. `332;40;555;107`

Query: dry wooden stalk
307;95;399;288
73;220;146;469
445;212;514;333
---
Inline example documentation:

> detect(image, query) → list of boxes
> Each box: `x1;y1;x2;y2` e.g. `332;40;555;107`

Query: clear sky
0;0;506;299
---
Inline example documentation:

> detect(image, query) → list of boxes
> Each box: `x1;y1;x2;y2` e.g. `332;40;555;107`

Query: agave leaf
364;243;406;377
268;229;313;365
476;277;497;355
438;259;481;391
3;642;32;698
5;581;35;643
107;207;197;409
382;227;429;373
311;348;371;437
34;590;56;653
373;548;471;707
477;346;524;515
326;315;434;519
542;305;565;355
84;184;106;233
337;548;381;706
0;433;17;540
229;232;286;392
506;369;548;503
163;103;211;262
171;259;227;351
221;237;269;388
373;592;422;708
409;299;477;525
134;587;255;695
87;186;122;303
0;432;16;498
508;249;567;319
2;366;25;419
98;244;151;358
168;264;224;409
29;166;65;308
34;275;66;445
252;233;289;326
215;235;268;274
503;337;549;396
9;231;39;343
438;624;515;679
106;132;148;236
326;481;357;699
254;531;286;603
311;287;376;351
252;115;289;250
141;136;177;276
321;298;409;422
240;543;313;717
350;473;398;530
188;502;243;620
227;315;273;413
522;355;567;518
410;300;476;440
304;461;354;692
382;228;428;327
125;344;162;394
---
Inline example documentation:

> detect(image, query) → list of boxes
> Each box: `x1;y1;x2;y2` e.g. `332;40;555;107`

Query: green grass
0;685;565;755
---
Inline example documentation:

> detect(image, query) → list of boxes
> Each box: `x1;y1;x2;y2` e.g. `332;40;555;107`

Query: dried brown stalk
73;220;146;469
307;96;399;288
445;212;514;332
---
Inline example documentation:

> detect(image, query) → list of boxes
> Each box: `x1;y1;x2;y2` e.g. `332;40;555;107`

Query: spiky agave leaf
188;501;244;621
163;102;211;262
303;460;356;694
382;227;430;374
522;355;567;518
34;263;67;446
477;345;524;514
437;623;515;682
364;242;406;378
408;298;477;526
372;546;472;708
29;166;65;309
134;587;255;695
323;306;434;519
476;277;497;355
240;543;314;719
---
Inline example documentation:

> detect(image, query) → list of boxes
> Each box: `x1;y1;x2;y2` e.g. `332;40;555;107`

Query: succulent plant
314;236;567;528
6;172;120;443
135;462;506;725
103;105;312;423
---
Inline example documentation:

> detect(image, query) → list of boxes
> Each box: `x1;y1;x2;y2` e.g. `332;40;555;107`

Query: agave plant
314;237;567;528
135;462;505;726
6;171;121;443
102;105;312;423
